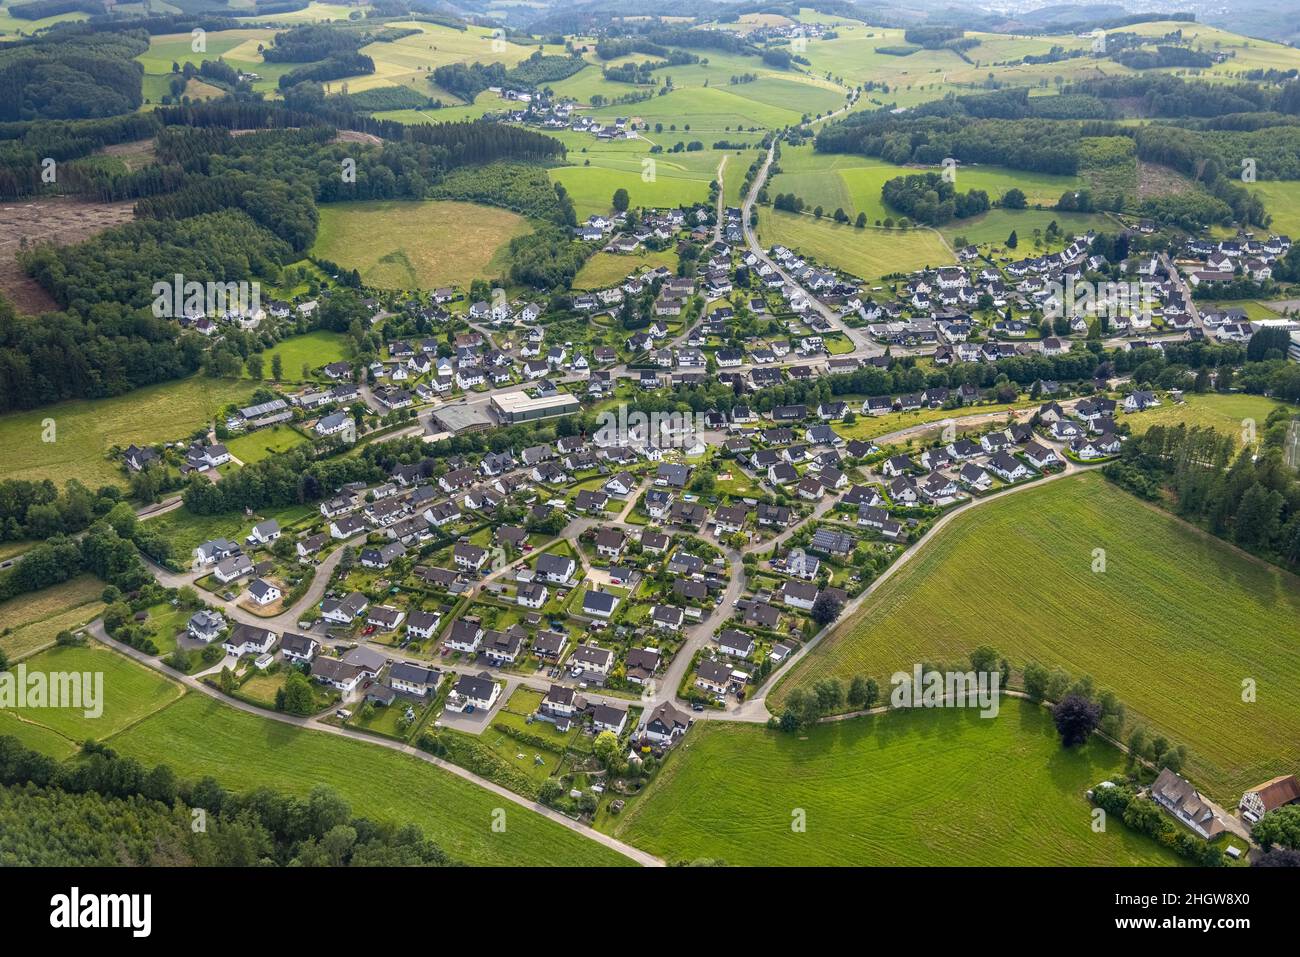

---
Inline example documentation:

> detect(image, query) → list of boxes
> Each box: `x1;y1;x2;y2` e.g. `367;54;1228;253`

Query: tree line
0;738;454;867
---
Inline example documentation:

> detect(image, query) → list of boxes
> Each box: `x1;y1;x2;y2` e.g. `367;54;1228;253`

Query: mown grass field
615;698;1180;866
573;249;678;290
0;576;104;662
1123;393;1294;447
107;693;635;867
0;376;255;489
549;136;731;218
224;425;310;464
772;145;1084;223
1248;180;1300;238
259;330;349;382
773;472;1300;801
939;208;1113;248
758;209;951;280
0;2;87;36
313;200;530;289
1;642;184;748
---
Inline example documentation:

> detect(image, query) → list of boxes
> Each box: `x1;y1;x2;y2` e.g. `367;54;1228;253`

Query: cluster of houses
1178;233;1291;289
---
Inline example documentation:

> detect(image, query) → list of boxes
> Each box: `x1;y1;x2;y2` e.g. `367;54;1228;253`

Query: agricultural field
1248;180;1300;239
0;576;105;662
107;692;635;867
773;472;1300;801
614;698;1180;866
757;209;951;280
313;200;531;289
573;248;678;290
549;137;731;218
0;376;256;489
1122;393;1294;446
0;2;88;37
0;642;184;749
939;209;1113;249
772;145;1084;224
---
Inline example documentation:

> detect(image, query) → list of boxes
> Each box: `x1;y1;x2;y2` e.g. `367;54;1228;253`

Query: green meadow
107;693;635;867
774;473;1300;802
313;200;531;289
757;209;952;280
0;376;256;489
615;698;1180;866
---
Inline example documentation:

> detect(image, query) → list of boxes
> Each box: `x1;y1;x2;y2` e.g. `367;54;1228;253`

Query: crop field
614;698;1180;866
757;209;952;280
573;249;678;290
0;576;104;662
107;693;635;867
1;642;184;748
1123;393;1294;446
773;472;1300;801
0;376;256;489
259;330;350;382
313;200;531;289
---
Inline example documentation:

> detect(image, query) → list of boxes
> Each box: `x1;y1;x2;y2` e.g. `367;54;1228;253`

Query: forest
879;172;991;225
1105;415;1300;566
0;739;455;867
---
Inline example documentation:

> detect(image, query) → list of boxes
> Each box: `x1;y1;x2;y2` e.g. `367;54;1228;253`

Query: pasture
0;576;104;662
939;209;1112;248
0;642;184;747
107;693;635;867
614;698;1179;866
772;472;1300;801
757;209;952;280
771;145;1084;224
1249;180;1300;238
550;138;729;218
0;376;256;489
313;200;531;289
1122;393;1294;447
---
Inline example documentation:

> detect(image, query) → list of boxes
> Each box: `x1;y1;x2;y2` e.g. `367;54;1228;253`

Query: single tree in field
271;353;283;380
810;591;843;626
612;188;630;212
1006;229;1018;249
1052;693;1101;747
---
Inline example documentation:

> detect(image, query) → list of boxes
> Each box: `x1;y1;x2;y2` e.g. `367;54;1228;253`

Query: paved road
741;142;878;356
729;446;1102;722
86;618;664;867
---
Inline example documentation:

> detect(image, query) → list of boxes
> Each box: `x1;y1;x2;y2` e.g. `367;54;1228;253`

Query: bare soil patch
0;198;135;313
